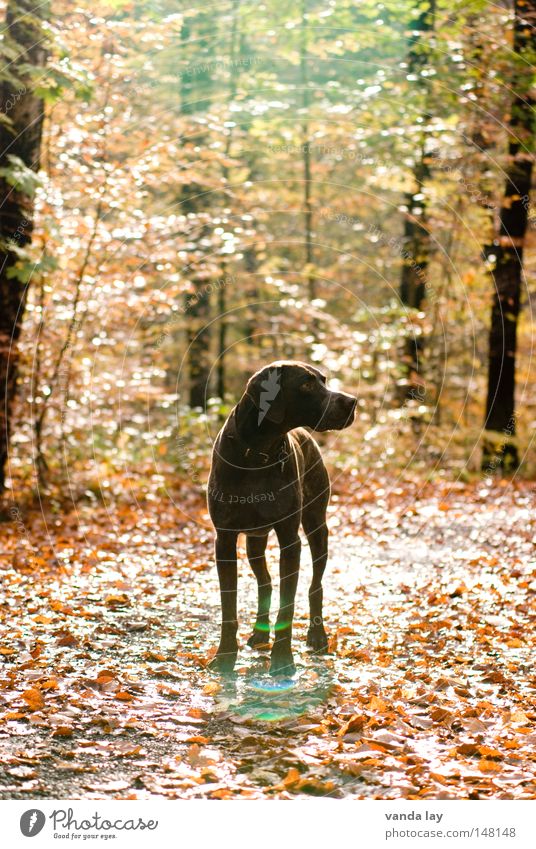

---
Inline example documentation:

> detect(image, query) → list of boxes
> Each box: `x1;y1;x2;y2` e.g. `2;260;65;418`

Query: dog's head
244;360;357;432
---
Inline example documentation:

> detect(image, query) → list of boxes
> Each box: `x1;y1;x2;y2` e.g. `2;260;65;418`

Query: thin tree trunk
300;0;315;302
216;273;226;401
0;0;49;491
399;0;435;402
482;0;535;473
186;278;212;409
238;24;260;349
180;15;214;409
216;0;240;402
34;200;102;484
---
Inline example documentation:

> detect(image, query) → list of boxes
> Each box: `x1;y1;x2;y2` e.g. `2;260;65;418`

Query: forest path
1;477;535;799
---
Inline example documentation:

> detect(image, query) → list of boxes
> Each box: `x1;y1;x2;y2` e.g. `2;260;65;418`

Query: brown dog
207;361;357;676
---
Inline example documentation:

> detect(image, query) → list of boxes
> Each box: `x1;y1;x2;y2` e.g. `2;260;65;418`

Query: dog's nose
347;397;357;421
341;394;357;414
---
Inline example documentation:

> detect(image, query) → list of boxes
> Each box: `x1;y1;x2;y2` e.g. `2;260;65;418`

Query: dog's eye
301;379;315;392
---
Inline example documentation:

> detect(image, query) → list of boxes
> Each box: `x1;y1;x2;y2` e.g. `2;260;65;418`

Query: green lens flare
211;670;335;724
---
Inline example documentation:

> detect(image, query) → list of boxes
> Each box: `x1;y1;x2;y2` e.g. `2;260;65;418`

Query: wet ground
1;477;535;799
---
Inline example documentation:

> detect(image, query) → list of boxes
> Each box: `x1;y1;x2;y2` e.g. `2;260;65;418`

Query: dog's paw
269;652;296;678
306;627;329;653
247;628;271;650
208;649;237;675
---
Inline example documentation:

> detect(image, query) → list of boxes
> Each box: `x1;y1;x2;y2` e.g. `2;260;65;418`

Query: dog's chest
207;454;302;532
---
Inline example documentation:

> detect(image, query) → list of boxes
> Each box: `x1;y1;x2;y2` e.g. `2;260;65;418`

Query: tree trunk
0;0;49;491
482;0;535;473
185;280;212;409
300;0;315;302
179;15;214;409
216;278;226;401
398;0;435;402
216;0;240;403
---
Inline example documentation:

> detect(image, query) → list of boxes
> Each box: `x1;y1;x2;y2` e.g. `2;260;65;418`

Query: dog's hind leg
209;530;239;674
246;534;271;649
302;512;329;653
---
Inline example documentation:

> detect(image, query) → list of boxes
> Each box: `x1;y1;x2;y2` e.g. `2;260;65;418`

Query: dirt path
1;478;535;799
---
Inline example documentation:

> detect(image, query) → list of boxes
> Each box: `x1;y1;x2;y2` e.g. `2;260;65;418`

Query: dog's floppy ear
246;365;285;425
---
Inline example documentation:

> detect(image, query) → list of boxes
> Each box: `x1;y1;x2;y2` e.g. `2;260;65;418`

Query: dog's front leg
270;526;301;677
210;530;239;674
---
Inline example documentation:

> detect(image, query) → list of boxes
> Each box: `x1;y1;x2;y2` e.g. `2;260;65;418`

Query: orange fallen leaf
56;631;78;647
478;746;502;760
430;772;449;784
115;691;134;701
479;760;501;772
143;650;166;662
430;707;453;723
52;726;73;737
105;594;130;607
510;710;530;725
282;767;301;787
21;689;45;711
338;714;366;736
456;743;479;757
0;646;15;656
368;696;388;713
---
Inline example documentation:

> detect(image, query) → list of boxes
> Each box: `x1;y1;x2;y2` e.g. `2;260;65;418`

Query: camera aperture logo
20;810;46;837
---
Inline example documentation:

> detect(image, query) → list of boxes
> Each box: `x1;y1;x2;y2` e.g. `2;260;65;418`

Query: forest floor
0;475;535;800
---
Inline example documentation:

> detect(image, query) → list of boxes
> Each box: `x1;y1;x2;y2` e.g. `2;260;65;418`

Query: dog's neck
233;394;287;455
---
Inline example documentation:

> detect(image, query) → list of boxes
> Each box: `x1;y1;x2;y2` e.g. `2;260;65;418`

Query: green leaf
0;155;41;197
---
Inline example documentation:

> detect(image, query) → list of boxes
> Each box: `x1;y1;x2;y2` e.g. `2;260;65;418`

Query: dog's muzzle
317;392;357;431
